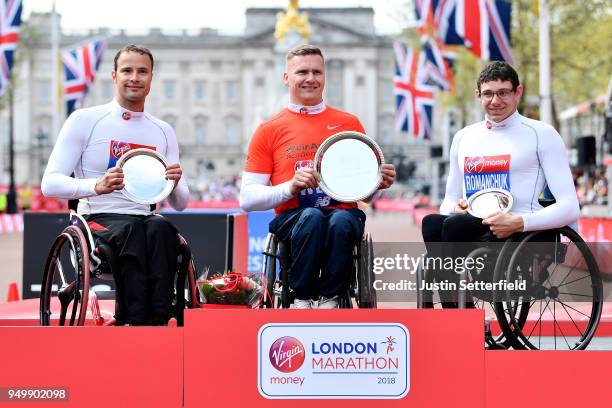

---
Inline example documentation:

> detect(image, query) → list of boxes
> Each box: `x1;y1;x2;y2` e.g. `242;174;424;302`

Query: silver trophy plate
116;148;174;205
467;188;513;219
314;131;384;202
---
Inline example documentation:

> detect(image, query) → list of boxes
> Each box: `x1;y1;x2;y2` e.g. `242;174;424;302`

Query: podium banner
258;323;409;399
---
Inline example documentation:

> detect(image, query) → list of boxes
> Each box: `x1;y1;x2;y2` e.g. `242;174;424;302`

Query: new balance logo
315;196;331;207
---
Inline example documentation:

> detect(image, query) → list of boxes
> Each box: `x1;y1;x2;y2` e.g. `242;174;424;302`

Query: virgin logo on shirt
463;154;511;198
111;141;132;159
464;155;509;174
107;140;156;168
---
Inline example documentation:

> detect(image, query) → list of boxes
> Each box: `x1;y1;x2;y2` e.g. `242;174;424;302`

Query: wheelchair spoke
552;255;582;287
548;301;557;350
556;267;574;288
556;300;592;319
538;300;542;349
526;299;551;341
558;292;592;298
557;274;590;288
552;301;572;349
558;301;586;336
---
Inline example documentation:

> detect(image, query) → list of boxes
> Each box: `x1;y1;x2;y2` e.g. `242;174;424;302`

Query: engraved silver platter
314;131;384;202
116;148;174;205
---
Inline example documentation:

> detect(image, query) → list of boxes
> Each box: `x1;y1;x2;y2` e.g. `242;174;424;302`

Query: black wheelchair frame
260;232;377;309
39;212;200;326
416;226;603;350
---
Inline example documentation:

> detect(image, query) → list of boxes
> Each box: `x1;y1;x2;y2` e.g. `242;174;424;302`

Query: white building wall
2;7;441;190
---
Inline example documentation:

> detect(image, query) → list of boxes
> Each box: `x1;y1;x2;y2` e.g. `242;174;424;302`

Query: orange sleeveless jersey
245;106;366;215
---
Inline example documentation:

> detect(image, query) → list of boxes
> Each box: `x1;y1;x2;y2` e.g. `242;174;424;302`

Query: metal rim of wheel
357;233;376;308
39;226;90;326
497;227;602;350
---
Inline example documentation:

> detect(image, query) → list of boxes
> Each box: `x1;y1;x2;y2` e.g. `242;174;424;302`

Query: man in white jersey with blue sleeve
41;45;189;325
421;61;579;307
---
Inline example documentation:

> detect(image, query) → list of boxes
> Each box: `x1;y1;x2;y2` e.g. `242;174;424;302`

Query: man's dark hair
286;44;324;63
113;45;154;71
476;61;520;92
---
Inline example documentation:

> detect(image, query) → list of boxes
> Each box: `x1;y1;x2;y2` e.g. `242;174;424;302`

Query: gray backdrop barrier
22;211;247;299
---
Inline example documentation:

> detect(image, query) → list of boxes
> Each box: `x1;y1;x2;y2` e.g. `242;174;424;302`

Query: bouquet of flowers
197;271;264;307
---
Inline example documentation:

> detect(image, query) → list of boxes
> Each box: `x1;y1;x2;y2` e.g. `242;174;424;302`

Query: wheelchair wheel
40;226;90;326
175;235;200;326
416;246;529;349
464;246;530;349
494;227;603;350
262;234;279;309
356;233;376;308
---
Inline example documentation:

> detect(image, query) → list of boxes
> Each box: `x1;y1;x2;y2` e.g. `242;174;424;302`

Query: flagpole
6;85;17;214
538;0;553;124
51;1;61;138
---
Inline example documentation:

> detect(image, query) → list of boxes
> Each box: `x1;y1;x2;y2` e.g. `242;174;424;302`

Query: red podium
184;309;485;407
1;308;612;407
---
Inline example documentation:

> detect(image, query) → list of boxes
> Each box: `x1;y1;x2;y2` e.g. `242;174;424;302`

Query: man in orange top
240;44;396;309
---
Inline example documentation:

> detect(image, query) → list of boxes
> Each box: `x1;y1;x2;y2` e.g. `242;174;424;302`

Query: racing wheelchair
39;212;200;326
260;232;377;309
416;226;603;350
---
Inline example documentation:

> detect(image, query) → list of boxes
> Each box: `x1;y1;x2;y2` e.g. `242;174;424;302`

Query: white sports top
41;99;189;215
440;111;579;231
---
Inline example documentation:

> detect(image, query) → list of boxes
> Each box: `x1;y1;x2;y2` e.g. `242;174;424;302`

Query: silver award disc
116;148;175;205
467;188;514;219
314;131;384;202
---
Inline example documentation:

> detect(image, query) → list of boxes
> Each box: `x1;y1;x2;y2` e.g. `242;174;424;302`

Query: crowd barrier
1;309;611;407
0;214;23;233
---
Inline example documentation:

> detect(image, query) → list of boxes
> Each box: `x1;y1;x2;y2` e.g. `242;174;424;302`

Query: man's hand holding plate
165;163;182;188
289;167;320;195
378;164;396;189
95;167;125;195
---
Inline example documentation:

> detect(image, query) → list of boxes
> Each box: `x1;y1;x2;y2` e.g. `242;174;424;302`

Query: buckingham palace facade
1;7;437;191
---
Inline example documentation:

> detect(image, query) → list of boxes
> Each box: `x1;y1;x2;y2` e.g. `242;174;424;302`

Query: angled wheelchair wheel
261;233;279;309
356;233;377;308
174;235;201;326
40;226;90;326
464;245;530;349
416;246;529;349
416;260;440;309
494;227;603;350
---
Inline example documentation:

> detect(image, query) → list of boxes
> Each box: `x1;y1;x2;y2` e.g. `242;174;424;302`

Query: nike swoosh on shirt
327;124;342;130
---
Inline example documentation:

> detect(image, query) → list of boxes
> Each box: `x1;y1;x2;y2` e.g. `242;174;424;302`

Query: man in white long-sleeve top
421;61;579;307
42;45;189;325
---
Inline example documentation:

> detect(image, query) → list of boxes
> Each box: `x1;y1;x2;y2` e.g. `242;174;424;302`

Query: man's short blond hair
286;44;324;63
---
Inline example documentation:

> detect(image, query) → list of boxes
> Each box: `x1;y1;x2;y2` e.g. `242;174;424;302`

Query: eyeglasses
479;89;515;101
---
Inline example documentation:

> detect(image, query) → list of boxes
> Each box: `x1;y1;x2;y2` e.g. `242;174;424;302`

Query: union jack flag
414;0;456;92
0;0;23;97
430;0;514;63
393;41;436;139
421;35;455;92
62;38;107;116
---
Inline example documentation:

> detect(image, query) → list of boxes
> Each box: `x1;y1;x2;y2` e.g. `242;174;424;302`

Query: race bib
294;159;340;209
463;155;511;198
